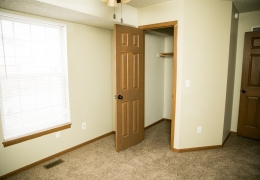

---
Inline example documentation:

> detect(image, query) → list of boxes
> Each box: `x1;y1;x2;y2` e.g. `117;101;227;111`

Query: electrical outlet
55;131;60;138
185;80;190;87
82;122;86;130
197;126;202;133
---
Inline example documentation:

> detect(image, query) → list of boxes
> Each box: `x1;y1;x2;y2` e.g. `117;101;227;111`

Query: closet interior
144;27;174;130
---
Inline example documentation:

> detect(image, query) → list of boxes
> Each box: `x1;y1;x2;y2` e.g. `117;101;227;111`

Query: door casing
139;21;178;151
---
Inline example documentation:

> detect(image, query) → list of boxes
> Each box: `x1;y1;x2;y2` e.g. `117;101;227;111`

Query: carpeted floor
7;121;260;180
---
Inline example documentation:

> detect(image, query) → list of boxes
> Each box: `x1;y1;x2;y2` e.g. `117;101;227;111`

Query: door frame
138;21;178;151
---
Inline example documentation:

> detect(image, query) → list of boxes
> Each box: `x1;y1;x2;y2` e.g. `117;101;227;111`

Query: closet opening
139;21;178;151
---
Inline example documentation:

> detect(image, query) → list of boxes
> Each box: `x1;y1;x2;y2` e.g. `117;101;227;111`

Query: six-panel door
114;24;144;151
238;31;260;140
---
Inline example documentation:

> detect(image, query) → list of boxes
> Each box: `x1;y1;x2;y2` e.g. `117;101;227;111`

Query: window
0;13;71;147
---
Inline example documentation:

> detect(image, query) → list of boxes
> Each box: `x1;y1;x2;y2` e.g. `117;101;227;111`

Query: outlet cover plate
82;122;86;130
197;126;202;133
185;80;190;87
55;131;60;138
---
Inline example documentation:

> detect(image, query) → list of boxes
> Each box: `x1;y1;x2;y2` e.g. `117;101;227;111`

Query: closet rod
157;52;174;57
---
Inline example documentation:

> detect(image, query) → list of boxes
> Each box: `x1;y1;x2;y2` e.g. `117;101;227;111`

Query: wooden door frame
138;21;178;151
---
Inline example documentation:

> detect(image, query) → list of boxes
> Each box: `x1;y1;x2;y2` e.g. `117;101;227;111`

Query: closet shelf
157;52;173;57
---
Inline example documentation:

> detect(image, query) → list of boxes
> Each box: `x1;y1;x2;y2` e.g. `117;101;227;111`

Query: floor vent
43;159;64;169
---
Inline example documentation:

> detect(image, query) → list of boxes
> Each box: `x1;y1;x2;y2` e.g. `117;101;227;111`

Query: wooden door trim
139;21;178;30
139;21;178;151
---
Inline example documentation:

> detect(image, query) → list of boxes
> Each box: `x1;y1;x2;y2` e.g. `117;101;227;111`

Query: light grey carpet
7;121;260;180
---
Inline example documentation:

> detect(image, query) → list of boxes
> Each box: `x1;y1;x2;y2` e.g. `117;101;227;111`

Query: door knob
242;89;246;93
118;95;123;99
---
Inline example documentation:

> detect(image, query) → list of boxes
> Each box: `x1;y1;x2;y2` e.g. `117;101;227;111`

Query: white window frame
0;12;71;147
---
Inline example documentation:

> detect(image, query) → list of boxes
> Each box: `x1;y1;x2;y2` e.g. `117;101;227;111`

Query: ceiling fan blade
102;0;131;7
106;0;118;7
121;0;131;3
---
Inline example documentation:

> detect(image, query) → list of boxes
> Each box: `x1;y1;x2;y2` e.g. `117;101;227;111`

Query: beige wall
163;36;173;119
223;3;238;142
145;33;165;126
144;34;174;125
138;0;184;26
139;0;233;149
231;10;260;132
0;8;114;176
179;0;232;148
138;0;185;148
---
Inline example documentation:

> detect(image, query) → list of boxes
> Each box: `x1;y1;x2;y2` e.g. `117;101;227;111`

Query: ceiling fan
101;0;132;23
101;0;131;7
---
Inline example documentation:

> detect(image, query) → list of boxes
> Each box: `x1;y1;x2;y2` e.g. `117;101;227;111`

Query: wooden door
237;31;260;140
114;24;144;151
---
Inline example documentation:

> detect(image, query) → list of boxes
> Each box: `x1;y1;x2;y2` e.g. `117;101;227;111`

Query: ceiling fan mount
101;0;131;7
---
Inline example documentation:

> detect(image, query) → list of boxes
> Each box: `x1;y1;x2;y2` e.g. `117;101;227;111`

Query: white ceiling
232;0;260;13
127;0;172;9
127;0;260;13
0;0;117;29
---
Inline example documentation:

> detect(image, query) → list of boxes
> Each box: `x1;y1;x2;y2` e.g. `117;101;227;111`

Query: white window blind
0;14;71;142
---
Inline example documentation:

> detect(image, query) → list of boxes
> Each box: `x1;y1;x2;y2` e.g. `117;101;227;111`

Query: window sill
2;123;71;147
